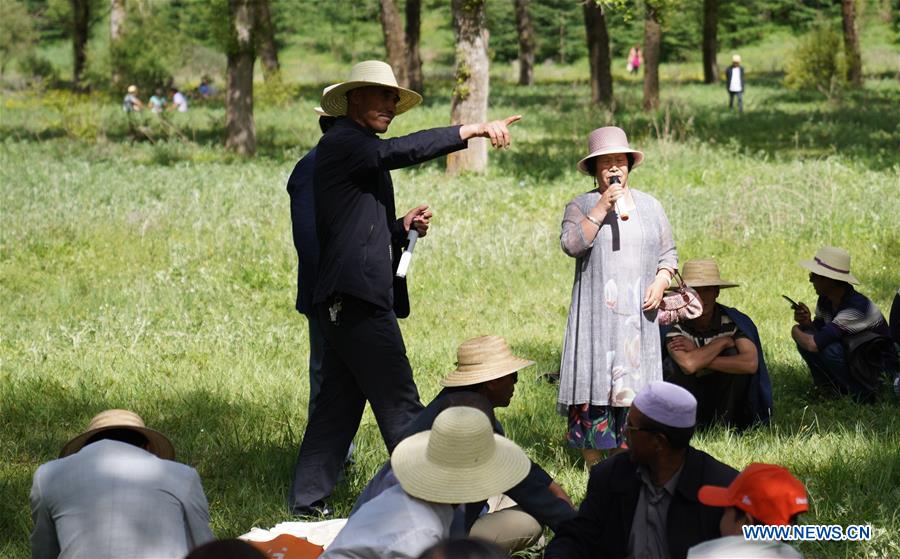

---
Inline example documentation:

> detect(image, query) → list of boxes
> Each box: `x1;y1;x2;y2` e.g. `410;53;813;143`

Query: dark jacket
286;147;318;315
313;118;466;311
725;65;744;91
544;448;738;559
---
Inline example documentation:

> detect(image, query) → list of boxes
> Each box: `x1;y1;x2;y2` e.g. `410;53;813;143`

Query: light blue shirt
30;440;214;559
323;484;454;559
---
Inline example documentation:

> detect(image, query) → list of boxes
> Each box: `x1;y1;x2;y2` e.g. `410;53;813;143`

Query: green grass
3;36;900;559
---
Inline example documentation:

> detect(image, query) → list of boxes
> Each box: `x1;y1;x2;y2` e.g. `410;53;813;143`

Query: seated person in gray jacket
30;409;214;559
352;336;576;552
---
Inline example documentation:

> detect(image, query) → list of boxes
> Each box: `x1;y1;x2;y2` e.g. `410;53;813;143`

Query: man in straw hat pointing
322;406;531;559
791;246;895;402
289;60;521;516
663;258;772;430
30;409;214;558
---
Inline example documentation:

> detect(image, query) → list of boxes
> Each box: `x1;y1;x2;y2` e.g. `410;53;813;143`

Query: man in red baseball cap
688;463;808;558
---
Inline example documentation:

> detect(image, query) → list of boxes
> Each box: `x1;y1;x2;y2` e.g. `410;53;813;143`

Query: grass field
3;29;900;559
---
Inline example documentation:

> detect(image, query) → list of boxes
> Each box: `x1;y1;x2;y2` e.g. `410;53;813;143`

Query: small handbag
657;271;703;326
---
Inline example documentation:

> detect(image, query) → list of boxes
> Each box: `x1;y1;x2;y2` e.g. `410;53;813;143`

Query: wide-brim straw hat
313;84;340;117
681;258;739;289
60;409;175;460
440;335;535;387
799;246;859;285
577;126;645;175
732;54;742;63
127;85;138;93
320;60;422;117
391;406;530;504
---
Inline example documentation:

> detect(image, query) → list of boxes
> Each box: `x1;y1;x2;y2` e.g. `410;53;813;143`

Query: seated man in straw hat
545;382;738;559
663;258;772;430
30;409;214;559
792;246;895;402
353;336;576;552
688;463;808;558
322;406;531;559
291;59;522;516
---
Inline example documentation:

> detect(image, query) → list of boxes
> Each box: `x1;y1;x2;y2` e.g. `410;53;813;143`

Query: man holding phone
791;246;895;402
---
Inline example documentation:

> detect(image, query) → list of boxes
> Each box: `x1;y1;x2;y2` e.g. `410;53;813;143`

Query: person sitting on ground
123;84;144;112
170;86;188;112
663;258;772;430
791;246;896;402
353;336;576;553
544;381;738;559
322;406;531;559
688;463;809;558
417;538;509;559
30;409;214;559
149;88;167;113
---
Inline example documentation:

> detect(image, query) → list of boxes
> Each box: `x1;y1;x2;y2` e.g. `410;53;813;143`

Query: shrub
18;54;60;85
784;23;847;95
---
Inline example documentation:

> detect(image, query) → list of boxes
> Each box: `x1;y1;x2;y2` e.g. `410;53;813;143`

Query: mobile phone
782;295;799;310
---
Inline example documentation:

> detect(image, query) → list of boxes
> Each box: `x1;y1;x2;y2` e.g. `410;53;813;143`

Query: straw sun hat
59;409;175;460
577;126;645;175
390;406;530;504
681;259;739;289
440;335;535;388
320;60;422;117
799;246;859;285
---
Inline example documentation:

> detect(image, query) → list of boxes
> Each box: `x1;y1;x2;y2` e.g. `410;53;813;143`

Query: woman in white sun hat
791;246;895;402
558;126;678;466
322;406;530;559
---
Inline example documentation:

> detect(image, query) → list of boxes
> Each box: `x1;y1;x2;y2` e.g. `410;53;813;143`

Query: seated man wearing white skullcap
545;381;738;559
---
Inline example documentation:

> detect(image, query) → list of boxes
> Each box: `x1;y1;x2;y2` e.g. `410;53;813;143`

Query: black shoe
291;500;333;519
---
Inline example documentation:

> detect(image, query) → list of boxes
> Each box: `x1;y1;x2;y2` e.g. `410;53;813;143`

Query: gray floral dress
558;189;677;445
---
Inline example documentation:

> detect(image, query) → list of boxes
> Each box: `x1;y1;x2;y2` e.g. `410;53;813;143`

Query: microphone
610;176;629;221
395;229;419;278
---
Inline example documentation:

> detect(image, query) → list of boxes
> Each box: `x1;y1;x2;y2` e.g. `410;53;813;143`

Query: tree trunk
583;0;613;106
513;0;535;86
257;0;280;81
405;0;424;93
642;4;661;111
71;0;89;88
226;0;256;156
379;0;408;87
110;0;126;87
447;0;489;175
841;0;863;87
702;0;719;83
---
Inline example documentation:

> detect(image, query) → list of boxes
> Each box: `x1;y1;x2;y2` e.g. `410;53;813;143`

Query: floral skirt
566;404;629;450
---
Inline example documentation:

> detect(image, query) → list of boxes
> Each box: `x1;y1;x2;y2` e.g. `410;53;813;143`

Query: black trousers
664;353;752;430
288;294;423;510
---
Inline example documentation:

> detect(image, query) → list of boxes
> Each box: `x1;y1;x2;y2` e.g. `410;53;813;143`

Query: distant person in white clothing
170;86;188;112
30;409;214;559
725;54;744;113
688;463;808;558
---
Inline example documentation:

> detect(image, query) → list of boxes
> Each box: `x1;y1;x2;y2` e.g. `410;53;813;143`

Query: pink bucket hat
577;126;645;175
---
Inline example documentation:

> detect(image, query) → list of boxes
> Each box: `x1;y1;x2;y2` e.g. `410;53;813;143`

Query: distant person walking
725;54;744;113
123;85;144;112
627;44;642;75
170;86;189;112
149;88;167;113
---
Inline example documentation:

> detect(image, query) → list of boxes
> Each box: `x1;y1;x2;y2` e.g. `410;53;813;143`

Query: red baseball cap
697;463;809;525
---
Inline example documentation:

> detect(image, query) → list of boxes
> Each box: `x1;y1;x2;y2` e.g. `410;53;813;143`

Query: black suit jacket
544;447;738;559
312;118;466;313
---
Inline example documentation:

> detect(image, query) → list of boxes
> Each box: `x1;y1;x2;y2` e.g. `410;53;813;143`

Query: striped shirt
812;288;890;349
666;304;748;377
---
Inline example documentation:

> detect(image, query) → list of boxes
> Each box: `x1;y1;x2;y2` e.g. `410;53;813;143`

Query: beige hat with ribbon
391;406;531;504
681;258;739;289
577;126;645;175
799;246;859;285
320;60;422;117
440;335;535;388
60;409;175;460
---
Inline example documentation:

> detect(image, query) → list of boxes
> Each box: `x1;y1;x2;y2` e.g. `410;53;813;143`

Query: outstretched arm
459;115;522;148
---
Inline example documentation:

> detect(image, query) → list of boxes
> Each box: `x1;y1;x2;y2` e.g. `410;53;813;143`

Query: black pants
288;294;423;511
664;354;751;429
729;91;743;112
